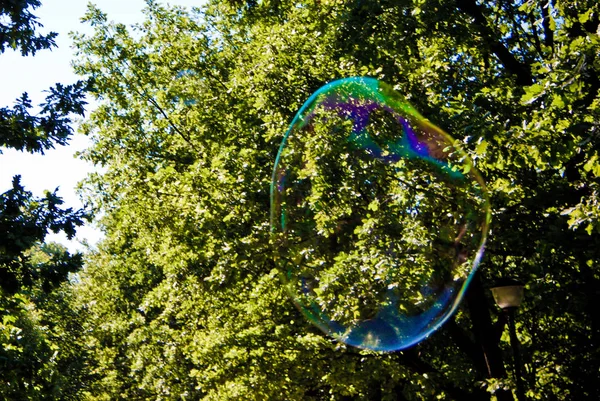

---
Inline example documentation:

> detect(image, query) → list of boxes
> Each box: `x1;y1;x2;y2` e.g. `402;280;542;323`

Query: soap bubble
270;77;490;352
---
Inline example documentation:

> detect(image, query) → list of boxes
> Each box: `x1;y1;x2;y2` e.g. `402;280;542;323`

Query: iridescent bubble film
270;77;490;352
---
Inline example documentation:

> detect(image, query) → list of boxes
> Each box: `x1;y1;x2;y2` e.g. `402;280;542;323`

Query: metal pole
506;308;526;401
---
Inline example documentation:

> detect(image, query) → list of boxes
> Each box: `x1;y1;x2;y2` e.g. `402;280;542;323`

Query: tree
0;0;56;55
0;0;89;153
0;0;92;398
0;242;94;399
73;0;599;400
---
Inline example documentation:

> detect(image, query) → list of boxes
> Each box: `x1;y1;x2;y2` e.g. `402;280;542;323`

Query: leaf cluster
0;0;56;55
69;0;600;400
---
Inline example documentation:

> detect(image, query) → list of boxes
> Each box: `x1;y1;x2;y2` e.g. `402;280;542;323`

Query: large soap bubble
270;77;490;352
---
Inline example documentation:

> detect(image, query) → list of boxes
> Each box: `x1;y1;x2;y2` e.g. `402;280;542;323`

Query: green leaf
520;84;545;105
583;154;598;175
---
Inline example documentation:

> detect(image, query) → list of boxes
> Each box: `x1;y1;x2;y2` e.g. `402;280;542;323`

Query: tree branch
527;12;544;56
113;62;200;153
455;0;533;86
445;320;489;375
142;92;198;151
540;2;554;50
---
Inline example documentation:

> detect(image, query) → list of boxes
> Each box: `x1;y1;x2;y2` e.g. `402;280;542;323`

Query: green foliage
0;260;94;399
72;0;600;400
0;0;56;55
0;0;92;398
0;0;90;155
0;176;85;294
0;81;89;154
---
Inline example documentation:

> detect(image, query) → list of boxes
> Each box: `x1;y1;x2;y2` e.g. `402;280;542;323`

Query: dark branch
143;93;198;151
540;2;554;49
445;320;489;375
115;62;199;152
455;0;533;86
528;12;543;56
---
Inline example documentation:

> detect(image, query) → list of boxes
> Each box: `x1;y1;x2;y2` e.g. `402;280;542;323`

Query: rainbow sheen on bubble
270;77;490;352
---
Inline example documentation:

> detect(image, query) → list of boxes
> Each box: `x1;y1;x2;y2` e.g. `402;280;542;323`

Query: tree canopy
0;0;91;397
8;0;600;399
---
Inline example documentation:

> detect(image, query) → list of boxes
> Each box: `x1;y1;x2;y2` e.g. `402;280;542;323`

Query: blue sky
0;0;204;251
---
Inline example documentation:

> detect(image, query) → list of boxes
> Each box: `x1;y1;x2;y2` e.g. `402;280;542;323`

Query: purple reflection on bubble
401;118;430;158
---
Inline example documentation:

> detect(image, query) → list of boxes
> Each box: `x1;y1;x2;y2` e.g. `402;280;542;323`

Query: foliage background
3;0;600;400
